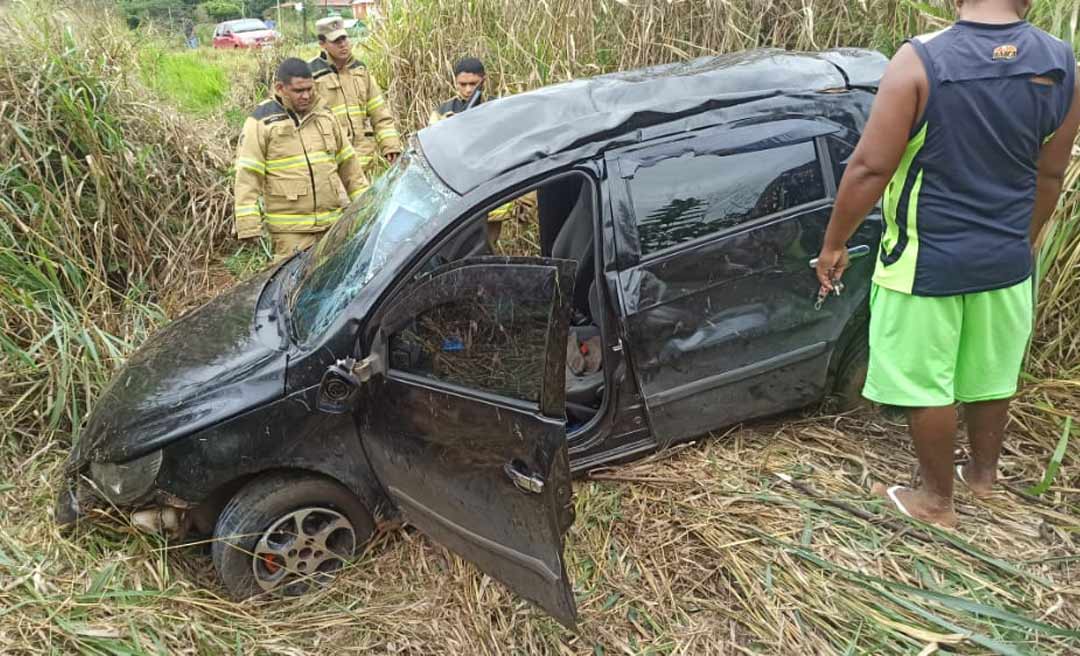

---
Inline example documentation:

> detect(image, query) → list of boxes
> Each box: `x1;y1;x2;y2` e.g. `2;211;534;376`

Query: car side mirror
317;354;383;413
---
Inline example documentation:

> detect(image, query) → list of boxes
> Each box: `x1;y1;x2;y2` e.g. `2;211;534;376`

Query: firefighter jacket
310;53;402;166
234;96;367;238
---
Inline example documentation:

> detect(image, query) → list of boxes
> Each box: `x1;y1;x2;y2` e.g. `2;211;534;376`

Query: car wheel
212;472;375;600
830;312;869;412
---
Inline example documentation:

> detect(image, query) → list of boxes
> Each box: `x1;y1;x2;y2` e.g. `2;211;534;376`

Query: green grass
139;47;230;115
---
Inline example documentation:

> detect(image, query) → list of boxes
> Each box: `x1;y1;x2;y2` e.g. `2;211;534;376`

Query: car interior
422;173;605;430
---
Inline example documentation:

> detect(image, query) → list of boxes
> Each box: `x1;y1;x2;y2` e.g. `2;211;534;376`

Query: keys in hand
814;279;844;311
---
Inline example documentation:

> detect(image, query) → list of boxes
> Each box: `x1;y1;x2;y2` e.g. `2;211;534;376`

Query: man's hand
385;152;399;164
815;244;849;295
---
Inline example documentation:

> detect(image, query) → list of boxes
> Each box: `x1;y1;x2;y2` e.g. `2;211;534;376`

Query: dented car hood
78;267;290;464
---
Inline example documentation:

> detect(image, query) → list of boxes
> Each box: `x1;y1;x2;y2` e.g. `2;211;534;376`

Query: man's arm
366;71;402;161
1030;79;1080;248
815;43;925;291
234;117;267;240
334;121;368;202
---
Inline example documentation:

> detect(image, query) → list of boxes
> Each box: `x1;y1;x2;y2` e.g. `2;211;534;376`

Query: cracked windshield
290;151;457;342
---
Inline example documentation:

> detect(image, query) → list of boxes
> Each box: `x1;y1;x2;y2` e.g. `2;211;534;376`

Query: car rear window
627;141;826;256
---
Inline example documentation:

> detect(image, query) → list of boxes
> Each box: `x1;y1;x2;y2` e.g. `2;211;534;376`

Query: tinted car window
389;295;552;403
828;137;856;184
628;141;825;255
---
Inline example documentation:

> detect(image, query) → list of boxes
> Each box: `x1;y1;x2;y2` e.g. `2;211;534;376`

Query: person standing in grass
815;0;1079;527
429;57;526;250
429;57;490;124
234;58;368;262
310;16;402;172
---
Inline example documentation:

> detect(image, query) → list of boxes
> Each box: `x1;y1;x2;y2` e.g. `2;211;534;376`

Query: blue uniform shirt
873;21;1075;296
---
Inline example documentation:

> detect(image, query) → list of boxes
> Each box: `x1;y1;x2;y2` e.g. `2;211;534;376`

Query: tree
118;0;200;28
200;0;244;21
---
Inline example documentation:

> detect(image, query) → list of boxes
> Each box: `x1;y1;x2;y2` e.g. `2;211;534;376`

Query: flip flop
884;485;913;518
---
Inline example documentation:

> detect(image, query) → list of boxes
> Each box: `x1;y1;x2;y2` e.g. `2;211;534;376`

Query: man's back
875;20;1075;296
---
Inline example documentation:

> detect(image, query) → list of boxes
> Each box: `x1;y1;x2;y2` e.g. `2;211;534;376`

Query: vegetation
0;0;1077;653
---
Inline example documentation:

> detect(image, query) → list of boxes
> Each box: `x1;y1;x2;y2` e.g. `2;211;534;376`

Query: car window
388;294;553;404
626;141;825;256
229;19;267;32
827;137;856;185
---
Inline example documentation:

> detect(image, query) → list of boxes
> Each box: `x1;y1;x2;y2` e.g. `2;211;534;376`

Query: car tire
212;472;375;600
830;311;869;412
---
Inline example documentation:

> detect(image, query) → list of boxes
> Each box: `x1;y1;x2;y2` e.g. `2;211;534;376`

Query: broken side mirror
317;354;382;414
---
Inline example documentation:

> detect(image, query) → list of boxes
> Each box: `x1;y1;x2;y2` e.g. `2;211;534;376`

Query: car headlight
90;450;163;505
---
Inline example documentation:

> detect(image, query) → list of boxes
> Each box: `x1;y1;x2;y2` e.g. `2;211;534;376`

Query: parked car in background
57;48;887;628
212;18;279;49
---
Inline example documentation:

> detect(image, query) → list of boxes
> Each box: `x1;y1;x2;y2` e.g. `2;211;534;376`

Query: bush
200;0;243;22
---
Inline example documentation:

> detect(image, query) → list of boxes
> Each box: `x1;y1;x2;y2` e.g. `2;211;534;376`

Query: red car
212;19;279;49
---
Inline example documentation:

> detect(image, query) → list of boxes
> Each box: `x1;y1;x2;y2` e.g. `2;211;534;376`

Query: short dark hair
453;57;485;77
276;58;312;85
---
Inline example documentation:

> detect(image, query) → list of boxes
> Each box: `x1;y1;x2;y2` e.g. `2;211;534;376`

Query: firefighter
310;16;402;171
234;58;367;261
429;57;489;125
429;57;533;251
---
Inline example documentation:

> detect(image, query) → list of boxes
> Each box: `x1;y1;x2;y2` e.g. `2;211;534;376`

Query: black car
57;48;886;627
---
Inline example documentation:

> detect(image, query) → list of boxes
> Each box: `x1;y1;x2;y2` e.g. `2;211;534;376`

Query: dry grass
2;404;1077;654
1;0;1078;654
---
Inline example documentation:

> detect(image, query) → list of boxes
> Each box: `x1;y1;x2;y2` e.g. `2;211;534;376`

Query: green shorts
863;278;1033;407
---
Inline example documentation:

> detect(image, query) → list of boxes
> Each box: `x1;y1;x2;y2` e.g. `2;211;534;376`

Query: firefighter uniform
310;52;402;168
234;96;367;259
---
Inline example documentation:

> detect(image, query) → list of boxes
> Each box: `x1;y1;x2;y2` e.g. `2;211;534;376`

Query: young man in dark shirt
816;0;1079;527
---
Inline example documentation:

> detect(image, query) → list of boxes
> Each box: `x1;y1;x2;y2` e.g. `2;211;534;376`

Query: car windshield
289;150;458;343
229;20;267;33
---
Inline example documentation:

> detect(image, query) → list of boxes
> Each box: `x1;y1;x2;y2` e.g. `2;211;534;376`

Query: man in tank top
815;0;1079;527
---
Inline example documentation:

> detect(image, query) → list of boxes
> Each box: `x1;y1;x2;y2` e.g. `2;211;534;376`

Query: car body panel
212;19;277;49
78;265;293;465
359;258;578;626
604;119;880;445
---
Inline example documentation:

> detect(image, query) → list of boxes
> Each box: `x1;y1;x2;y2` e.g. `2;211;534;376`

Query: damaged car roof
418;48;888;195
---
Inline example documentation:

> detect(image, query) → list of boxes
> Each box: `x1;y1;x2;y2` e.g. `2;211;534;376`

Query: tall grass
364;0;928;132
0;0;1077;653
0;2;233;456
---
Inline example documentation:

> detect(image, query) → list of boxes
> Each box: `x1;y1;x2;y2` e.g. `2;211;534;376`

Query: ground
1;403;1076;654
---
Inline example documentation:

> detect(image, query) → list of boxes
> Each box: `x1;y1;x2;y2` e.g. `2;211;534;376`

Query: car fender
155;386;389;521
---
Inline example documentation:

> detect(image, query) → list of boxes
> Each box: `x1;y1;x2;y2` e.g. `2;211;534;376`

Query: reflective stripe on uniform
375;128;400;143
348;187;366;201
264;208;343;225
331;104;367;118
265;151;335;171
237;158;266;175
366;95;385;112
235;204;261;218
336;145;357;164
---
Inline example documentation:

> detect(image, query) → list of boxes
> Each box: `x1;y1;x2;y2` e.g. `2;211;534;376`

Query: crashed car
57;48;886;627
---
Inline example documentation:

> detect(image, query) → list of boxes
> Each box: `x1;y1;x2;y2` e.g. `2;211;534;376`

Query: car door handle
504;460;545;494
808;244;871;269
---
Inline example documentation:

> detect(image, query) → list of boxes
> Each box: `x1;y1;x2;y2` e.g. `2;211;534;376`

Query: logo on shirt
992;44;1018;61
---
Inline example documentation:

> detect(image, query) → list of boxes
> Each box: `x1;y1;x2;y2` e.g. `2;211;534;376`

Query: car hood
79;268;289;464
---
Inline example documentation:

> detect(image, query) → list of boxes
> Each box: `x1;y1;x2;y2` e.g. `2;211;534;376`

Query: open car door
359;257;578;627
